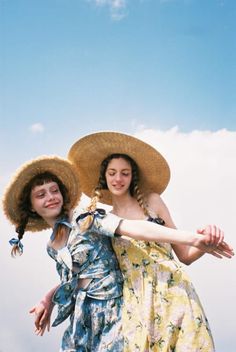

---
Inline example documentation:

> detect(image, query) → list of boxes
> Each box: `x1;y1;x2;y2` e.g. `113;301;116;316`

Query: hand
196;225;234;259
210;240;235;259
29;300;54;336
197;225;224;246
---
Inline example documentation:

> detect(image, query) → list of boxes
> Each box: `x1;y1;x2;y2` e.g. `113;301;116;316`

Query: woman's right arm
87;211;234;259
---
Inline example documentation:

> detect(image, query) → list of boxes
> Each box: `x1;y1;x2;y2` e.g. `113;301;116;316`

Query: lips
46;202;61;208
112;185;124;190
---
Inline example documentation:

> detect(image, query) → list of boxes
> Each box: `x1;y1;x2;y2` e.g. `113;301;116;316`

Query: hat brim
3;156;81;232
68;131;170;205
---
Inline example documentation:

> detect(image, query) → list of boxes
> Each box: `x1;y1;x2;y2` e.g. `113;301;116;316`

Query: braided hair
81;153;150;231
11;172;70;257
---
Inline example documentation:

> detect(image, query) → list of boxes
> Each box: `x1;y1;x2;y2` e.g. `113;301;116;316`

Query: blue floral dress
47;209;124;352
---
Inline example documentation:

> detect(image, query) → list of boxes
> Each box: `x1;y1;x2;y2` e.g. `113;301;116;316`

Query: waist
78;277;92;289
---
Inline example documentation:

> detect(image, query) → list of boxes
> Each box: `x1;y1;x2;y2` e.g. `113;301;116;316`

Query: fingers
217;241;234;255
197;228;204;235
34;318;51;336
199;224;225;246
207;242;234;259
47;322;51;332
208;251;223;259
218;229;225;245
198;237;234;259
35;313;44;330
29;306;36;314
35;309;48;330
200;225;234;259
220;241;234;252
205;225;215;245
29;301;52;336
213;226;224;246
35;325;46;336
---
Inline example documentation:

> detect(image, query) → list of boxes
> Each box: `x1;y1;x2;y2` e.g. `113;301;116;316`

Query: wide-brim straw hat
68;131;170;205
2;156;81;232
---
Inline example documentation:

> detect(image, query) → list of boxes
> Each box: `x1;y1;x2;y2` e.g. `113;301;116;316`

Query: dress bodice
47;208;123;327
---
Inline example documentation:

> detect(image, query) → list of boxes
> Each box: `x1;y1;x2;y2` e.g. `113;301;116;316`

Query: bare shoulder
146;192;164;206
146;192;174;224
146;192;166;213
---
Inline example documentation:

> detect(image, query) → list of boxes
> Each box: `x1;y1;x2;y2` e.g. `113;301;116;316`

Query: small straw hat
2;156;81;232
68;131;170;205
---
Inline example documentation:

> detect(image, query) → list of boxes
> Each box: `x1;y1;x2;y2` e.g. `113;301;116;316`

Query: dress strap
148;215;165;226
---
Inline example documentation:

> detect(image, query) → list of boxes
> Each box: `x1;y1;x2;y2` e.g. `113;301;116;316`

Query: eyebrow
31;189;46;196
32;183;59;193
107;168;131;171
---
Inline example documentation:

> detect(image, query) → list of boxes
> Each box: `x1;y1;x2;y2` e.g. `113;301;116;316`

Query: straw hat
68;131;170;205
2;156;81;232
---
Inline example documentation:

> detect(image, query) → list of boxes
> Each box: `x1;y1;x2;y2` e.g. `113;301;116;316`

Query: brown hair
11;172;70;257
80;154;149;232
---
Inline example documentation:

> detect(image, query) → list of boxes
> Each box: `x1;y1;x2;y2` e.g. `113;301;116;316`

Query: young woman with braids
3;155;125;352
67;131;234;352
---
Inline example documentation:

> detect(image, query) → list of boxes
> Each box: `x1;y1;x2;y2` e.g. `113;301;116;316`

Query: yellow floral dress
112;226;215;352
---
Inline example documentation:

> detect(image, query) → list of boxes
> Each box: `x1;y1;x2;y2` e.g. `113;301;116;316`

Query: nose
114;173;122;182
47;191;56;200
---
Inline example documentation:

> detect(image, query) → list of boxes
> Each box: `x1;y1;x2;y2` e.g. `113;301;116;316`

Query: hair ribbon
9;238;24;254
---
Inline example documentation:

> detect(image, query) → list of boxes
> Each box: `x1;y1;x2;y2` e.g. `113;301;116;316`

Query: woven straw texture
68;131;170;205
2;156;81;231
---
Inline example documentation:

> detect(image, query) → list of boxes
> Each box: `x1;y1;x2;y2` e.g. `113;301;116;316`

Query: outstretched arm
116;218;233;259
85;206;234;261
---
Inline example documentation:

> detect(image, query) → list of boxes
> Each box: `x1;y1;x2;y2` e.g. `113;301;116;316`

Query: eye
35;192;45;198
52;188;59;193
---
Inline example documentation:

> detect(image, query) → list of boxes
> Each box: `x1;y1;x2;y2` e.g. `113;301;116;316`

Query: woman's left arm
29;284;58;336
147;193;225;265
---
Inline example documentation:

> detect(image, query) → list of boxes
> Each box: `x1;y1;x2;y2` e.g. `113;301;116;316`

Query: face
105;157;132;197
30;181;63;224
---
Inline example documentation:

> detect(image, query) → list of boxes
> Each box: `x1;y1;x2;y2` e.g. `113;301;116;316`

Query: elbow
175;247;201;266
178;256;194;266
181;259;193;266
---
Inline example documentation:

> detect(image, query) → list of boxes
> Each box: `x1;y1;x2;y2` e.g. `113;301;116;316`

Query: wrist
184;232;200;247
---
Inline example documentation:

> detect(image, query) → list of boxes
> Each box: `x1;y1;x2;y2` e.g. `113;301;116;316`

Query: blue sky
1;0;235;172
1;0;236;140
0;1;236;351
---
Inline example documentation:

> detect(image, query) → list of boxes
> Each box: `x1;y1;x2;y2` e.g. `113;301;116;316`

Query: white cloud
134;127;236;225
29;123;45;133
89;0;127;20
134;127;236;349
94;0;126;8
1;127;236;351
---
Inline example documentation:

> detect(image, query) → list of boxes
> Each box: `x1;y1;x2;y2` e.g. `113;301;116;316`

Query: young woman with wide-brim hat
68;131;233;352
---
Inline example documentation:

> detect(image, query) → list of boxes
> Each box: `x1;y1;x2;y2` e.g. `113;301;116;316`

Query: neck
111;194;145;219
45;215;67;229
111;192;133;208
46;218;57;229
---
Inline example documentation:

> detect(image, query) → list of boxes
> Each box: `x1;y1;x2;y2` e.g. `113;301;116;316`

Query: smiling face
105;157;133;197
30;181;64;225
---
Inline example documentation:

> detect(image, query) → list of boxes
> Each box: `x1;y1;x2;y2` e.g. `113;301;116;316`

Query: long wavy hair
80;153;150;231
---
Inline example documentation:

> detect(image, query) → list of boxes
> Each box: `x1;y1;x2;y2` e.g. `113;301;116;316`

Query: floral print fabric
112;225;215;352
47;208;124;351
